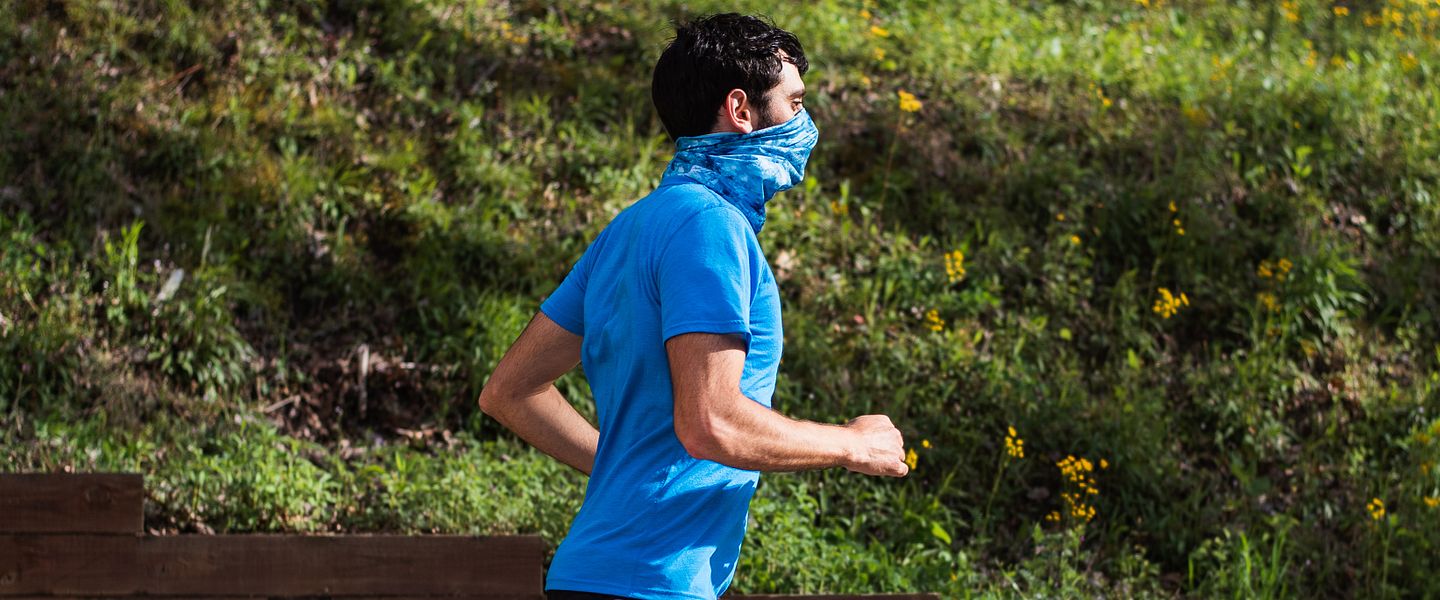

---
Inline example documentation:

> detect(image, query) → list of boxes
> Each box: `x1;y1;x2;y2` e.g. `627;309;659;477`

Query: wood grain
0;534;545;598
0;474;143;534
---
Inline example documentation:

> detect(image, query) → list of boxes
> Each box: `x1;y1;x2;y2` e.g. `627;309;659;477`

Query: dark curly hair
651;13;808;140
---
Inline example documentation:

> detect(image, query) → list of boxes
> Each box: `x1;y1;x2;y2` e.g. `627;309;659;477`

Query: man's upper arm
655;206;760;455
667;331;747;456
480;311;582;406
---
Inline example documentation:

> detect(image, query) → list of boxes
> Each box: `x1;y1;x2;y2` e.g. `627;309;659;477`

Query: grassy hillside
3;0;1439;597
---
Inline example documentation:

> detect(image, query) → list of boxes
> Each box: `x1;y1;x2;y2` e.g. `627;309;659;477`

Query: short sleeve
657;207;757;348
539;239;595;337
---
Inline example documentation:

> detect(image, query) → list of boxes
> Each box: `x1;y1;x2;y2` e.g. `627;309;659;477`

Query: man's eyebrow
791;88;807;99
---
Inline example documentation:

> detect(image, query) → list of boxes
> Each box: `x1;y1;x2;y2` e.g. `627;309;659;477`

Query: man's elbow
477;384;505;416
675;414;732;463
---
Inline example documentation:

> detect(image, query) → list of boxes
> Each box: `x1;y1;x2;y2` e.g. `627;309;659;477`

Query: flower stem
879;111;903;207
981;451;1010;529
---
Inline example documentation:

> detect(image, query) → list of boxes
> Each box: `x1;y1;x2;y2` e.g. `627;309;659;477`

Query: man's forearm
481;384;599;476
691;394;854;472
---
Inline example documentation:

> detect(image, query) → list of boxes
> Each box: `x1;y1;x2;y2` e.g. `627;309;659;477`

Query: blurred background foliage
3;0;1439;597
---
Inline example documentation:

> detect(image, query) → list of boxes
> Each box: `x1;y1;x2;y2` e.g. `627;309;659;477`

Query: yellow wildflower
829;199;849;216
925;308;945;332
1400;51;1420;71
944;250;966;283
1070;235;1081;246
1258;260;1274;279
1099;459;1109;469
1056;212;1066;221
869;25;890;38
1152;287;1190;319
1054;455;1101;524
1258;292;1280;312
922;439;932;449
1367;497;1386;520
859;8;872;19
1004;426;1025;459
1283;0;1300;21
1334;6;1351;16
1089;82;1113;107
905;447;919;470
1169;201;1178;213
898;90;922;113
872;46;886;61
1425;496;1439;509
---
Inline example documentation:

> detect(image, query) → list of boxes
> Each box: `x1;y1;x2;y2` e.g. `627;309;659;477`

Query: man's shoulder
637;180;750;237
648;178;729;212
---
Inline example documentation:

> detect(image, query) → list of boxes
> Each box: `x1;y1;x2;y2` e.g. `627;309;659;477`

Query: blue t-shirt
538;173;783;600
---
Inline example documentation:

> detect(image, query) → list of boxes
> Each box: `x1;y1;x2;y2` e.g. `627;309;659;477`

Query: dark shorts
546;590;641;600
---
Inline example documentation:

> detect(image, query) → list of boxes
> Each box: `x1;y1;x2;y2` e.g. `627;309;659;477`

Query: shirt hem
662;319;750;345
545;577;721;600
539;303;585;336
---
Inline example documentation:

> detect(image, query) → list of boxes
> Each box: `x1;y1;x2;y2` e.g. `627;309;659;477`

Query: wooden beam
0;473;143;534
0;534;545;598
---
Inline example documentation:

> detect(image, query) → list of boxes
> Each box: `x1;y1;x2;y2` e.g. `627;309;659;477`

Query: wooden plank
0;534;545;598
0;473;143;534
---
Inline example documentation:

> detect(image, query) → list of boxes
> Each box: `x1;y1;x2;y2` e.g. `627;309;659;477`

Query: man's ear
714;89;756;134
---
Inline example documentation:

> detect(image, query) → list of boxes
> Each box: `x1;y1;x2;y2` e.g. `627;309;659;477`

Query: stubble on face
754;53;806;131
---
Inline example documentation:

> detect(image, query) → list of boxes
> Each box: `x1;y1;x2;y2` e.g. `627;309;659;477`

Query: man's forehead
778;59;805;96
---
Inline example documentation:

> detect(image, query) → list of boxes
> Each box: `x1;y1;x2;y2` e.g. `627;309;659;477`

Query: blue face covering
661;107;820;234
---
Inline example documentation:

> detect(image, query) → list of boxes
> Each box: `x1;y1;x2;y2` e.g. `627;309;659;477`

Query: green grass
3;0;1440;597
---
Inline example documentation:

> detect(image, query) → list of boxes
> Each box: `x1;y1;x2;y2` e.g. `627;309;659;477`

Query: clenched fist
842;414;908;477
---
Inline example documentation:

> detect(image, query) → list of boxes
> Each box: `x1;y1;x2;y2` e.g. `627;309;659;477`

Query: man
478;13;908;600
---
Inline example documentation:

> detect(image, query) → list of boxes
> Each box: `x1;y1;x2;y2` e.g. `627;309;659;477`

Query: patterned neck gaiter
661;108;820;234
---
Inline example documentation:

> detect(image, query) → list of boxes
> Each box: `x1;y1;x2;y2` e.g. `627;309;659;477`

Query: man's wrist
834;423;857;470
